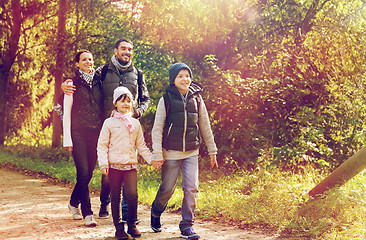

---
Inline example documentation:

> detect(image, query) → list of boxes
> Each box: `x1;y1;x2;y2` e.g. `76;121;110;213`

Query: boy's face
115;96;132;114
114;41;133;64
174;69;191;95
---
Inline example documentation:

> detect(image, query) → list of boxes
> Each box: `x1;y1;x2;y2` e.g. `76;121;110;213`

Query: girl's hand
65;146;72;153
101;168;109;176
151;160;164;170
210;154;218;169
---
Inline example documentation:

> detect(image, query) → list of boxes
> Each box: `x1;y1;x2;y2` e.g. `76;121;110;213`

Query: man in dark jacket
61;38;150;221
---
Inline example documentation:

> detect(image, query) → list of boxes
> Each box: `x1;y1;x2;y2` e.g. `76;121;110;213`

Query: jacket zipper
181;93;188;151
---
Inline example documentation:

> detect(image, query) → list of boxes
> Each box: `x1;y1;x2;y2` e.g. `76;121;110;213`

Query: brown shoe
115;229;129;240
127;226;141;238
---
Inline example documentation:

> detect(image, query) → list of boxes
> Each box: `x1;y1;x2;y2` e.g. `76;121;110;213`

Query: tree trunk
0;0;22;145
51;0;67;148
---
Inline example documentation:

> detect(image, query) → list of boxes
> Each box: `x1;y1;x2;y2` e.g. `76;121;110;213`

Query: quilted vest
162;83;202;151
102;62;139;118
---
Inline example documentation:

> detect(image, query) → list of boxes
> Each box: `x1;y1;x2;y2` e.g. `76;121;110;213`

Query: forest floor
0;165;301;240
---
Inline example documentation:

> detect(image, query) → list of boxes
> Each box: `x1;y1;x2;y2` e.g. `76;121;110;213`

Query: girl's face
76;52;94;73
115;95;132;114
174;69;191;95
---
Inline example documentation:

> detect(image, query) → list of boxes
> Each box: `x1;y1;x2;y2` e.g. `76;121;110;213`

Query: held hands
210;154;218;168
151;160;164;170
101;168;109;176
61;79;76;95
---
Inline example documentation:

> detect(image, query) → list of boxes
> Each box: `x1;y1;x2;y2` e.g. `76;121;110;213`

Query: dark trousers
108;168;138;230
69;128;99;218
100;174;128;218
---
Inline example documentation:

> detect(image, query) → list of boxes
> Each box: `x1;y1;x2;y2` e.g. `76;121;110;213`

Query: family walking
60;38;218;240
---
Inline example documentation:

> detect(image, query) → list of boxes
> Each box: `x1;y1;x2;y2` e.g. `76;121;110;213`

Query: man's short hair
114;38;133;49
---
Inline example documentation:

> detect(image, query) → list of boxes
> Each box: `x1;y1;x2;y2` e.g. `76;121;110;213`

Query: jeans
151;155;199;230
69;128;99;218
109;168;138;229
100;174;128;219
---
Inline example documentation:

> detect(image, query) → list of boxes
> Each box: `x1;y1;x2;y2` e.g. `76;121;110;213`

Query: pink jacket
97;116;152;170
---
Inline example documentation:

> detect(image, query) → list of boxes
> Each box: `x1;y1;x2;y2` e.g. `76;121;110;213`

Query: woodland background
2;0;366;171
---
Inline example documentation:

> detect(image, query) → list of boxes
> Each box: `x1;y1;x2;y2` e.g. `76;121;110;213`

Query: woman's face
76;52;94;73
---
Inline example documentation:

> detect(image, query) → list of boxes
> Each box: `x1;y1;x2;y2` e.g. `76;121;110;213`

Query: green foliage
4;0;366;171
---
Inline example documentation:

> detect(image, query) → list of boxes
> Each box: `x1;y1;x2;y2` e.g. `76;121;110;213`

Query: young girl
63;50;103;227
150;63;218;239
97;86;157;240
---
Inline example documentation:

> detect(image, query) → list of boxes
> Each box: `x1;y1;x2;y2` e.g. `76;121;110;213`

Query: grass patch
1;145;366;239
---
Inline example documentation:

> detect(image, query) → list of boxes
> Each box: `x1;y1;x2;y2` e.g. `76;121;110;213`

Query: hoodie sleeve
151;97;166;161
198;95;218;155
62;81;73;147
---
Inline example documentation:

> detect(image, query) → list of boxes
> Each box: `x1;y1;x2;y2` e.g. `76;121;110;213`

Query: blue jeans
69;128;99;218
109;168;138;229
151;156;199;230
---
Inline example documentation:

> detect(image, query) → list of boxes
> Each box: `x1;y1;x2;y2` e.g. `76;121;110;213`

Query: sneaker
84;215;97;227
98;205;109;219
115;229;129;240
68;204;82;220
151;213;162;232
127;226;142;238
180;228;200;239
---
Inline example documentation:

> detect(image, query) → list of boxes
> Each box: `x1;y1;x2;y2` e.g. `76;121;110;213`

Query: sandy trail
0;167;288;240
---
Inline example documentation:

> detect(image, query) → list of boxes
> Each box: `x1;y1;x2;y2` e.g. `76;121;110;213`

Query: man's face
114;41;133;64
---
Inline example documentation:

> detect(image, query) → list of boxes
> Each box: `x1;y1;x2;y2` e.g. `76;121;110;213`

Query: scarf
111;55;132;72
79;68;95;86
113;111;135;133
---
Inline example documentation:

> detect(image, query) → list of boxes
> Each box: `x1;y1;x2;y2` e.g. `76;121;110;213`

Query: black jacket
70;71;103;130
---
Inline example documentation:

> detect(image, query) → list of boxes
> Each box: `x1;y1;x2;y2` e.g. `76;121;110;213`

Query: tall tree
51;0;67;148
0;0;21;145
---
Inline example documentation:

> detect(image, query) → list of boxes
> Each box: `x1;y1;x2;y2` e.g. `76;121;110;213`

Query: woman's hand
65;146;73;153
61;79;76;95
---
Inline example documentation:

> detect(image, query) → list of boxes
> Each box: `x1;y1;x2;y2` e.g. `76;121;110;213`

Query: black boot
98;204;109;219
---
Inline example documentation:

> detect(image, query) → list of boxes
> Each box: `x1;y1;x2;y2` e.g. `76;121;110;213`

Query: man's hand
61;79;76;95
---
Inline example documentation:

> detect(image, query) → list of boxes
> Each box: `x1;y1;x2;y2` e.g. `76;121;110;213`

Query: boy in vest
150;63;218;239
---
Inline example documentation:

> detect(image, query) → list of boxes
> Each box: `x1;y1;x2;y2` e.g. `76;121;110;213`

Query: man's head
114;38;133;65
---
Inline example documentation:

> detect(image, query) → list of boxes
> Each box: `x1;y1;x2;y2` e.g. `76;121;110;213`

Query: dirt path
0;166;290;240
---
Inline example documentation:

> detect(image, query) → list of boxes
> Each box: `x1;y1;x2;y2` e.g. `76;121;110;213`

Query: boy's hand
210;154;218;168
61;79;76;95
151;160;164;170
101;168;109;176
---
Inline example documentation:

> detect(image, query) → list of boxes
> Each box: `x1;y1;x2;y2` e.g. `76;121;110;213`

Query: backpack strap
163;92;170;116
101;64;109;82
